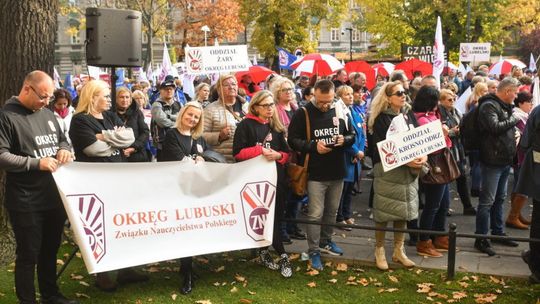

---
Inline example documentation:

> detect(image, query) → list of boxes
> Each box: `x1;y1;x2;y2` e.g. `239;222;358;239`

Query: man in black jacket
474;77;520;256
0;71;77;304
288;79;355;270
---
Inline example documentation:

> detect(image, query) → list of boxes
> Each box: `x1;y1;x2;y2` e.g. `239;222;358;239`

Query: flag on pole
432;16;444;89
64;73;76;98
136;67;148;83
159;43;173;83
253;54;258;66
146;64;153;83
276;47;297;70
53;67;61;89
530;53;537;72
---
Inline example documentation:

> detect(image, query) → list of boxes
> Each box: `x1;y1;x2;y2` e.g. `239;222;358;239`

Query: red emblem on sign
381;141;399;166
240;181;276;241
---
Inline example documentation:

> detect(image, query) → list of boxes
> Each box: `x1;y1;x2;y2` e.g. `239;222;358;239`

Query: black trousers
530;200;540;275
8;207;66;304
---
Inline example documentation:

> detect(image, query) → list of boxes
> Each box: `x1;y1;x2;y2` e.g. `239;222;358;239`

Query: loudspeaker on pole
85;7;142;67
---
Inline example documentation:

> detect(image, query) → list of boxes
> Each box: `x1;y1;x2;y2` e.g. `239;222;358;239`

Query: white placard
377;121;446;172
185;45;250;75
459;43;491;62
53;156;276;273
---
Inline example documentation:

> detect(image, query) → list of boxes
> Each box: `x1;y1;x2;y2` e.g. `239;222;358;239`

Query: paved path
284;174;533;278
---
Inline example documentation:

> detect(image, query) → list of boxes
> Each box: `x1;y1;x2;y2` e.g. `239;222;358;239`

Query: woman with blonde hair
193;82;211;108
233;90;292;277
115;87;150;162
270;77;297;131
368;81;426;270
465;82;488;112
132;89;149;110
159;101;210;294
69;80;147;291
203;74;245;162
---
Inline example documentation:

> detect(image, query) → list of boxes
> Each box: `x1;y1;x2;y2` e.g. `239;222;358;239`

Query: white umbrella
489;59;527;76
372;62;395;77
291;53;343;76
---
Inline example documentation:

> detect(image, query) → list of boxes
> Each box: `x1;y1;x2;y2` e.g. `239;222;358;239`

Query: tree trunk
0;0;59;265
145;19;154;70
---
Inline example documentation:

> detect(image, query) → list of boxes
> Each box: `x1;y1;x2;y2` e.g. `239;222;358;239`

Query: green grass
0;243;539;303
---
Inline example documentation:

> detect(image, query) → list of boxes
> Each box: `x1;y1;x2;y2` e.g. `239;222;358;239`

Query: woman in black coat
115;87;150;162
159;101;210;294
232;90;292;278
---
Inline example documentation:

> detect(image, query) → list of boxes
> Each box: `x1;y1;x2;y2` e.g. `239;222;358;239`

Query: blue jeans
306;180;344;253
336;181;354;222
419;183;450;241
469;151;482;191
475;164;511;235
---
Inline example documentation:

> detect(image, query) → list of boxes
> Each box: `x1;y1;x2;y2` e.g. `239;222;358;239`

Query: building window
330;28;340;42
70;34;80;44
352;29;361;42
350;0;360;8
142;33;148;44
163;34;171;43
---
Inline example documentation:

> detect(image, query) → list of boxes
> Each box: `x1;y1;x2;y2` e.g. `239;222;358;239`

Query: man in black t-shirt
0;71;77;304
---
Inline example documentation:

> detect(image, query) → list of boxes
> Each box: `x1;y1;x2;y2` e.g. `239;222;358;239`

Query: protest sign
459;43;491;62
401;44;447;64
377;120;446;172
53;156;276;273
185;45;250;74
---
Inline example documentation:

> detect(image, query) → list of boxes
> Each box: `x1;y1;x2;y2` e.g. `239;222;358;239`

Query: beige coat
203;101;240;163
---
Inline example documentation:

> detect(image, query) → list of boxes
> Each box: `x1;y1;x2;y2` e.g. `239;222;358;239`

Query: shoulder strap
303;107;310;166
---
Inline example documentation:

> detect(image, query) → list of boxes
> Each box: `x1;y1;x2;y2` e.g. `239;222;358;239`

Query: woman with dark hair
115;87;150;162
506;91;534;229
51;88;75;144
233;90;292;278
412;86;452;258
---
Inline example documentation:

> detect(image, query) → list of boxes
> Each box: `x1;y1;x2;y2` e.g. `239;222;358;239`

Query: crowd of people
1;63;539;303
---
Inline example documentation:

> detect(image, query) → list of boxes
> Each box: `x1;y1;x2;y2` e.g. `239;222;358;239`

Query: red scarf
55;107;69;119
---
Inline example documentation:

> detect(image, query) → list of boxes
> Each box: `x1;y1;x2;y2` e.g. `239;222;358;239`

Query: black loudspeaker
85;7;142;67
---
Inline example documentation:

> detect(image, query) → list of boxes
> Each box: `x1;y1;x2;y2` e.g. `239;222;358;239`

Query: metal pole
204;32;207;47
466;0;471;41
349;29;353;62
447;223;457;280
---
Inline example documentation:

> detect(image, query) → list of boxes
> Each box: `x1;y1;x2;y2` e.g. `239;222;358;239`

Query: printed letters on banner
53;156;276;273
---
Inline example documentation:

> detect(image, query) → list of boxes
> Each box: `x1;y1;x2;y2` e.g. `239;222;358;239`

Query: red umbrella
372;62;395;77
394;58;433;79
291;53;343;76
235;65;275;84
489;59;527;76
344;61;376;90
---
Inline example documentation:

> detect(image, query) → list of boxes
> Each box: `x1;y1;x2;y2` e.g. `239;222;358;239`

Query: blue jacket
344;106;366;182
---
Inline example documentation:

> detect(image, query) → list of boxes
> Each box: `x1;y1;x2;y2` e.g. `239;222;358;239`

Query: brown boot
416;240;443;258
506;194;529;230
96;272;117;292
433;236;449;251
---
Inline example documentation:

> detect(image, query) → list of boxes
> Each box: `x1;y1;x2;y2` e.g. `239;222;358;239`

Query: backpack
459;106;480;151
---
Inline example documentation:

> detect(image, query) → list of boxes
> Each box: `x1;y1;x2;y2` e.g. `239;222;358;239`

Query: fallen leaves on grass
331;271;338;276
235;274;246;282
75;293;90;299
471;275;479;282
474;293;497;303
248;290;256;295
239;299;252;304
79;281;90;287
346;281;358;286
452;291;467;300
195;300;212;304
328;278;338;284
171;294;177;301
289;253;300;261
307;281;317;288
378;288;399;293
195;257;209;264
145;266;160;273
458;281;469;288
336;263;348;271
417;282;434;293
230;286;238;293
347;276;356;281
214;266;225;273
306;269;319;276
213;282;220;287
388;275;399;283
489;276;500;284
70;273;84;280
358;278;369;286
56;259;64;265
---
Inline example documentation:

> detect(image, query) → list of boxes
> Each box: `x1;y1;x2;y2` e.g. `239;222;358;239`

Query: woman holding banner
233;90;293;278
160;101;210;294
69;80;149;292
367;81;425;270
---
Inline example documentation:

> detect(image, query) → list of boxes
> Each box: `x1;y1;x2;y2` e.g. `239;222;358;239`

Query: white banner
377;121;446;172
185;45;250;75
52;156;276;273
459;43;491;62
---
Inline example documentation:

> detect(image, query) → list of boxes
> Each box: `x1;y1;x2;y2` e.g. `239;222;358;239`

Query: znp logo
67;194;107;263
240;181;276;241
381;141;399;166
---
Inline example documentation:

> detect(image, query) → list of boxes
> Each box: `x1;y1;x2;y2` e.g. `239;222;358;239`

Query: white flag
146;64;153;83
87;65;101;81
432;16;444;89
53;67;61;89
159;43;173;83
530;53;537;72
456;86;471;114
386;114;409;137
253;54;258;66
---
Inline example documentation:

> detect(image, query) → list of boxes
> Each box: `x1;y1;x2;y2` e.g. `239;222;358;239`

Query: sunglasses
391;90;406;97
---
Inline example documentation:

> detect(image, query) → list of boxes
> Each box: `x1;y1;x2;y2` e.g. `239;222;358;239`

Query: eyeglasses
222;82;237;88
390;90;406;97
29;85;54;101
257;103;275;109
446;98;456;102
280;88;294;93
